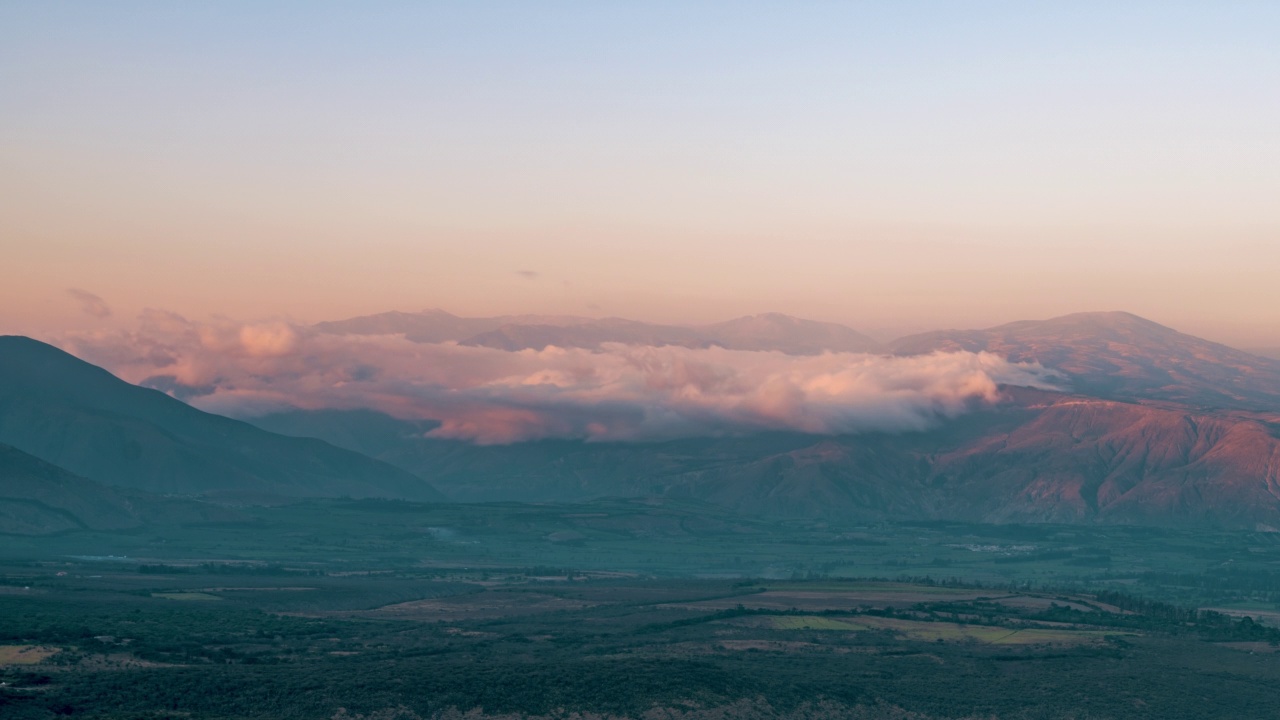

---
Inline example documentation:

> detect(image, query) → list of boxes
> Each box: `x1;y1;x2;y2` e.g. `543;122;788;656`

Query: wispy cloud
58;313;1061;444
515;270;540;280
66;289;112;319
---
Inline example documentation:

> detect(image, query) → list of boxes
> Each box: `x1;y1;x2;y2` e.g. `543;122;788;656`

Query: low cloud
516;270;540;280
58;313;1062;444
66;289;112;319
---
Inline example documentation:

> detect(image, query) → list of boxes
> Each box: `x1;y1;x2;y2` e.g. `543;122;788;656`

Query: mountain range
253;388;1280;529
273;310;1280;528
312;308;1280;410
5;311;1280;531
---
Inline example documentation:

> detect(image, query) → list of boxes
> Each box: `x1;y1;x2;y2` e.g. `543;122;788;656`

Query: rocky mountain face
0;336;445;502
666;390;1280;528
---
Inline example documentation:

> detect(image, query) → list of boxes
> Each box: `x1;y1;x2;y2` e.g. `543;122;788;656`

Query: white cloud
57;313;1062;443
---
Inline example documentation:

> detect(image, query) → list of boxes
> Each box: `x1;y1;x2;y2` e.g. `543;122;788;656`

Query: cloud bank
58;313;1061;443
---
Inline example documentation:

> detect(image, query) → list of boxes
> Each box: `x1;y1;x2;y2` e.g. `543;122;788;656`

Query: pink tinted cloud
66;288;112;319
57;313;1061;443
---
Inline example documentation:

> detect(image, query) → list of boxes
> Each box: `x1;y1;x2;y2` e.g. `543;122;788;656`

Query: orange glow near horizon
3;4;1278;348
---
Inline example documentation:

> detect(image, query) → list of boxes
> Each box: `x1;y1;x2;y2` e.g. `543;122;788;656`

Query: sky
2;2;1279;347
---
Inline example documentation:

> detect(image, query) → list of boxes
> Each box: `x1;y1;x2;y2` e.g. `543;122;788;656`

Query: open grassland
761;581;989;596
767;615;1126;645
151;592;222;601
0;644;60;664
768;615;870;631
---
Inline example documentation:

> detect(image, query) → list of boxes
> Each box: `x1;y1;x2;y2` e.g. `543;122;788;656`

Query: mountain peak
889;313;1280;411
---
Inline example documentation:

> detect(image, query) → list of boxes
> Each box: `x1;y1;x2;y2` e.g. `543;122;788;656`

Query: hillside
0;443;144;534
0;443;244;534
0;336;445;501
251;394;1280;529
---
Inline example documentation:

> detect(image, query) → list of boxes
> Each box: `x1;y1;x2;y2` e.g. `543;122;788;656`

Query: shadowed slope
0;443;248;534
0;336;445;501
0;442;143;534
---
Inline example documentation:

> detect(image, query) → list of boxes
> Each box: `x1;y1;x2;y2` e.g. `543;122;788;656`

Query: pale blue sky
3;2;1278;344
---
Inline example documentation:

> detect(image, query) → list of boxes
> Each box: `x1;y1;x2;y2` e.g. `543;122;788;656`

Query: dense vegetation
6;499;1280;718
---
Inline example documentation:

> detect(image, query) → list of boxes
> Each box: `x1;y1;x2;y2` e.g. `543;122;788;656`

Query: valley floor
6;498;1280;719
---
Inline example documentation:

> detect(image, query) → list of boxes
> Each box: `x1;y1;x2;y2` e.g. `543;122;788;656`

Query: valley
6;503;1280;719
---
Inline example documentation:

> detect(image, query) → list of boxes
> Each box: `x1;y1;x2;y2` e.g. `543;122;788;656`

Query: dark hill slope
0;336;444;501
0;443;143;534
890;312;1280;411
0;443;242;534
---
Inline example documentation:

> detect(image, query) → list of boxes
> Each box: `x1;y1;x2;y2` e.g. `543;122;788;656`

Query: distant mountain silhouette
890;312;1280;411
0;336;445;501
314;308;880;354
458;318;705;351
697;313;882;354
313;309;596;343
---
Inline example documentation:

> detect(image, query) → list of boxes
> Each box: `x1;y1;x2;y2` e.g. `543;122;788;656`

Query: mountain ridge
889;311;1280;411
249;389;1280;529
